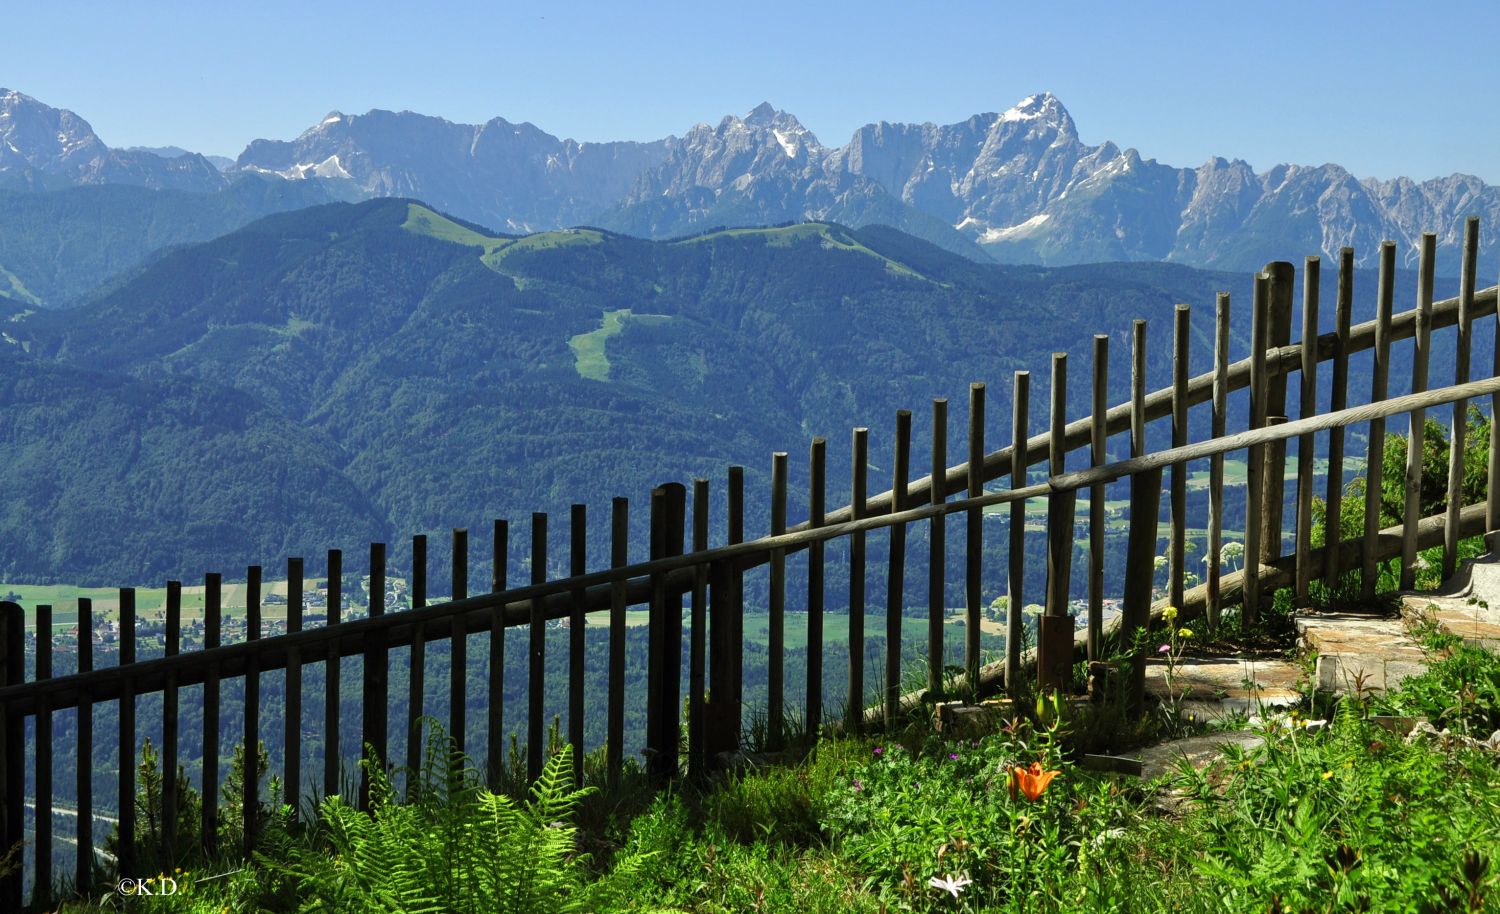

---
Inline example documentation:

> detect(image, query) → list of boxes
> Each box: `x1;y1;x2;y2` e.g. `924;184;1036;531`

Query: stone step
1296;611;1428;693
1143;655;1302;720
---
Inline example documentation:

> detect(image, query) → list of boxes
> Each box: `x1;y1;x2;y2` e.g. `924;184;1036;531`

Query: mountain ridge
4;89;1496;275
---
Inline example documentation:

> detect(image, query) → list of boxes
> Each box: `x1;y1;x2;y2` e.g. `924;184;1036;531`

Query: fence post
727;467;745;739
1041;353;1073;692
1260;262;1296;563
163;582;182;864
1402;234;1436;589
244;567;260;851
451;528;468;755
1089;335;1108;660
689;480;709;781
1363;244;1396;598
118;588;136;876
76;597;94;889
1325;251;1353;598
1006;372;1029;695
1170;305;1190;610
806;440;826;738
407;536;427;791
285;559;302;818
1207;294;1230;627
660;485;685;778
850;428;869;728
607;500;629;786
359;545;387;812
0;601;20;912
570;505;588;788
1122;469;1162;715
928;402;946;701
487;520;507;791
1295;258;1320;604
34;604;52;903
528;513;547;783
324;549;342;800
885;411;912;727
769;454;788;750
966;383;985;691
1244;275;1271;624
1445;218;1480;577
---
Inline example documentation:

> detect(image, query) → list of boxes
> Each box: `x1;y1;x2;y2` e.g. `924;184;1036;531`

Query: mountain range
3;87;1495;292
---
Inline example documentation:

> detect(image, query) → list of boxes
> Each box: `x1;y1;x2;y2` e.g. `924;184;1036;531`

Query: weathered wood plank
607;500;627;788
1445;218;1479;578
769;453;787;750
488;521;506;790
689;480;709;781
359;545;387;811
966;383;985;688
1207;294;1230;626
285;558;302;817
928;402;947;701
75;596;93;889
407;535;426;789
1261;262;1296;561
884;411;911;727
1089;335;1108;659
244;568;260;851
1363;244;1397;599
1296;258;1320;602
451;527;468;754
1123;468;1163;713
0;601;20;911
163;582;181;860
1402;234;1437;588
1170;305;1190;610
806;439;826;738
1007;372;1029;694
323;549;342;799
850;428;869;728
528;514;547;783
570;505;587;786
34;603;51;900
1325;251;1353;597
1244;274;1271;623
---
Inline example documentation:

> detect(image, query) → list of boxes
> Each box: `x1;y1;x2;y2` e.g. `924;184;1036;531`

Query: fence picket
1363;244;1397;598
1325;251;1353;597
884;411;912;727
1402;235;1437;588
1445;218;1480;577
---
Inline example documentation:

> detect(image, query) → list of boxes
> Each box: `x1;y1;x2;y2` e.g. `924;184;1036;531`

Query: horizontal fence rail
1;222;1497;910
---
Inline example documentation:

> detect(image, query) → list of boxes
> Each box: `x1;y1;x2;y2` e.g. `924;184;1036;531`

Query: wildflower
1163;606;1179;622
1158;643;1171;655
949;752;959;760
873;746;884;756
853;778;864;792
1009;761;1060;801
1177;627;1194;639
1321;770;1334;780
929;873;972;899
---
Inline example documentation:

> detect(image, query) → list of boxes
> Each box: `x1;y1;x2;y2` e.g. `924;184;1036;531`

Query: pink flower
1158;644;1171;655
873;746;884;756
853;778;864;792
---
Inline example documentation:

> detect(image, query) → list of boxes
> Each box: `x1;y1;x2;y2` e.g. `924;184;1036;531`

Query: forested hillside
2;199;1464;590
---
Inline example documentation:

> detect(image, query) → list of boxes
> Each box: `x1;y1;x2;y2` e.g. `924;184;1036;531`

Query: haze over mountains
3;87;1495;290
1;197;1261;584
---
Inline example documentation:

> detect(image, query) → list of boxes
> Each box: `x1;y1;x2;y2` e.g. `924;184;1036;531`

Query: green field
2;579;323;627
672;223;932;282
568;308;671;381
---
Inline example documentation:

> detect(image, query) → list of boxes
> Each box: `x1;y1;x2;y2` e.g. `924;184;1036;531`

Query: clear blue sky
6;0;1498;182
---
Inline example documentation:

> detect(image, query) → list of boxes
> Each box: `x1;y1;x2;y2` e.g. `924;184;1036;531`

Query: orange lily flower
1009;761;1059;801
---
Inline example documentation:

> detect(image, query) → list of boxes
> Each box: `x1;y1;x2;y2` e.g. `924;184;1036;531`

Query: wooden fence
1;220;1497;908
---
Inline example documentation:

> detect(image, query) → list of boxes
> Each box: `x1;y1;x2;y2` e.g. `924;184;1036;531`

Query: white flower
929;873;972;899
